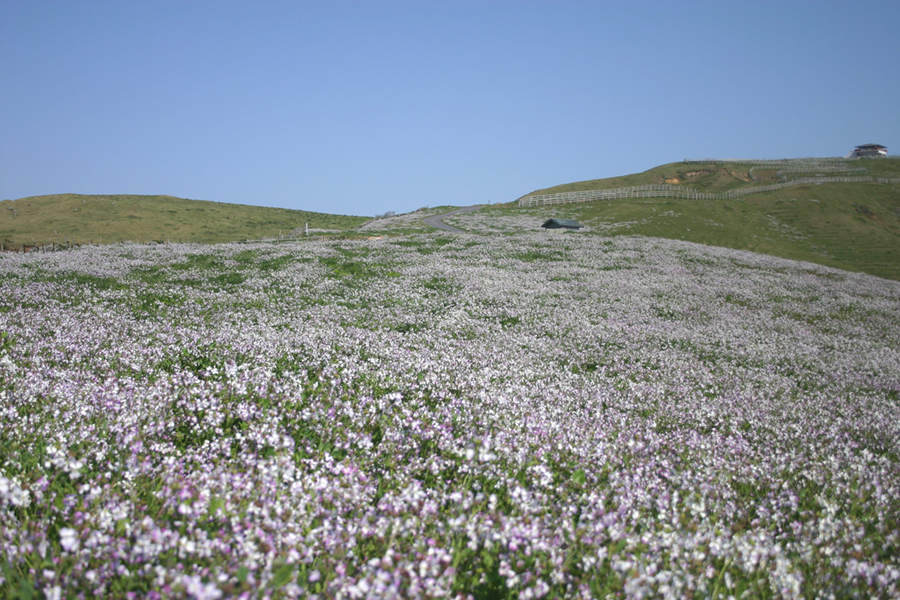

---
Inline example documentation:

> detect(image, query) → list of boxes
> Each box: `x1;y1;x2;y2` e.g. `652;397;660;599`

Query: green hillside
496;158;900;281
526;157;900;197
0;194;370;246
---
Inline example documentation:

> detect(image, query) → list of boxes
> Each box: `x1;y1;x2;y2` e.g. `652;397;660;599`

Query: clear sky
2;1;898;216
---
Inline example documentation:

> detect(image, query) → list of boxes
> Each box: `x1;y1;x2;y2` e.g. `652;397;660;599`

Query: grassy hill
489;158;900;281
525;157;900;196
0;194;370;246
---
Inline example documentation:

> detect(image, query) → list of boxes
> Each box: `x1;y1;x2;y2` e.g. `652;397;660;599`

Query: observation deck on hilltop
847;144;888;158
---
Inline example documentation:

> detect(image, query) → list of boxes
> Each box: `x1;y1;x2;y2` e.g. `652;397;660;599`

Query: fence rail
684;157;853;166
518;176;880;207
748;164;866;181
778;165;866;174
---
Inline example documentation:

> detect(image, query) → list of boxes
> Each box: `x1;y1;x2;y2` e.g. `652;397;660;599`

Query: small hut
541;218;584;230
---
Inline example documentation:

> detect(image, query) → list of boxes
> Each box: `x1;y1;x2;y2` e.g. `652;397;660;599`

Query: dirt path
422;205;486;233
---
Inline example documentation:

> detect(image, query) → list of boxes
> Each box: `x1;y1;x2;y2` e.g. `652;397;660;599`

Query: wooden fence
777;164;866;174
517;176;881;207
0;239;195;253
683;157;853;166
1;240;82;253
748;164;866;181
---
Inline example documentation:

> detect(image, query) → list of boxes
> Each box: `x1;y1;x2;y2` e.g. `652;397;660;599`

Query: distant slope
524;157;900;198
500;158;900;281
0;194;370;245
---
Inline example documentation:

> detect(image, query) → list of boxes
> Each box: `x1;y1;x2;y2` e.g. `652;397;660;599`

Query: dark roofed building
541;218;584;230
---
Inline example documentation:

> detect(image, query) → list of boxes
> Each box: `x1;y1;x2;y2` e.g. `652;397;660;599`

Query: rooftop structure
847;144;888;158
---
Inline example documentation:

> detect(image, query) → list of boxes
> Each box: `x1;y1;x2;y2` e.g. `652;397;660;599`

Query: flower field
1;232;899;599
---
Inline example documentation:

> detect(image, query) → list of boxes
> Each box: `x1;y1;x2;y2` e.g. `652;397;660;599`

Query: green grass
524;162;762;196
0;194;371;246
523;158;900;197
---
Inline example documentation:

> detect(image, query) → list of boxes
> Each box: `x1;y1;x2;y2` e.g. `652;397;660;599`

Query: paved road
422;205;486;233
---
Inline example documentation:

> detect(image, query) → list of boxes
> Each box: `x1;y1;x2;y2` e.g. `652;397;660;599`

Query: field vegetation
4;158;899;283
1;232;898;598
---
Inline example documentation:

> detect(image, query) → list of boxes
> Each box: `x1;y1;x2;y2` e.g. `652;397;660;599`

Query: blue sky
2;1;898;216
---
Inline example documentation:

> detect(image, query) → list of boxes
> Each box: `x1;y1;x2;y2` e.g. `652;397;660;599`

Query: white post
305;223;308;237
